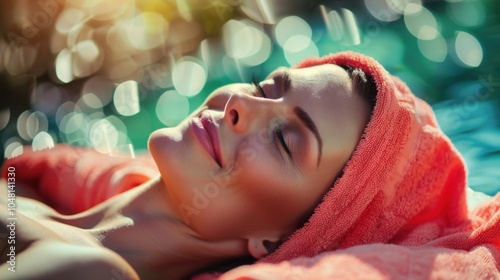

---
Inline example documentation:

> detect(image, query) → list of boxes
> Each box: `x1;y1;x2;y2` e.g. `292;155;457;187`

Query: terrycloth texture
1;145;159;214
260;51;471;261
211;52;500;279
217;195;500;279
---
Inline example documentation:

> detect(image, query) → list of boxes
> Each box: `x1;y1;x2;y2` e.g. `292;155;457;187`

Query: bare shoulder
0;241;139;280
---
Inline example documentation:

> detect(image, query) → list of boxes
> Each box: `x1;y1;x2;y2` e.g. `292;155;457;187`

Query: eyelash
275;125;293;158
252;78;293;159
252;78;267;98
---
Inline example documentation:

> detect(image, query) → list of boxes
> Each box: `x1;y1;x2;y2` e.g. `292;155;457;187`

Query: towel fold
1;145;158;214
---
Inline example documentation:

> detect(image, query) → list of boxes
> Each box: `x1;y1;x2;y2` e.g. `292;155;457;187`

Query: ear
247;236;281;259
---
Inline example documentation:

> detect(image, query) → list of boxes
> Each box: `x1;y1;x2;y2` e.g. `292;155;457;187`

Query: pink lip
192;113;222;167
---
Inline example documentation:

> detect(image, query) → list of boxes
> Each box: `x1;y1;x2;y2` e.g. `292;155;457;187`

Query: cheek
231;135;313;212
183;161;289;238
181;135;319;237
233;138;283;196
149;128;221;213
229;160;303;222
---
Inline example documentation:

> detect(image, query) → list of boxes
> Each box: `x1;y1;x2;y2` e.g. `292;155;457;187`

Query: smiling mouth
192;113;222;167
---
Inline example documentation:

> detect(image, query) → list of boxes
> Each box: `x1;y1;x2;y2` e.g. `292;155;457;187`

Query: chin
148;125;203;183
148;127;185;175
149;127;179;153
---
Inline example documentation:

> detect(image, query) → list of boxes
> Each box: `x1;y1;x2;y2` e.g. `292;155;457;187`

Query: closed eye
252;78;267;98
275;126;292;158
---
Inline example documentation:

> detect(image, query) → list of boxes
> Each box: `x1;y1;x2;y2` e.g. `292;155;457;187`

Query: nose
223;93;270;134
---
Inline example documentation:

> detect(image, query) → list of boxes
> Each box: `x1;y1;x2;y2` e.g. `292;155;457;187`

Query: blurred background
0;0;499;195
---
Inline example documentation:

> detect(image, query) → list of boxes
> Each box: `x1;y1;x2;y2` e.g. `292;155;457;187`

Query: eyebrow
293;106;323;167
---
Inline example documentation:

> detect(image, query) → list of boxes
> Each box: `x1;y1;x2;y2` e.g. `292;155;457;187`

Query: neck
61;176;247;279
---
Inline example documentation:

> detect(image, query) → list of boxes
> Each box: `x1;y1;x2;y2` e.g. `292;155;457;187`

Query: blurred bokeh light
1;0;499;195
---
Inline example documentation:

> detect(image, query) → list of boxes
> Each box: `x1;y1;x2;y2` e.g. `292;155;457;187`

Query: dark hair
341;66;377;110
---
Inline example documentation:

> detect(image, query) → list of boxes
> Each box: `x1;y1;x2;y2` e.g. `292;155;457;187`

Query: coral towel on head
209;51;500;279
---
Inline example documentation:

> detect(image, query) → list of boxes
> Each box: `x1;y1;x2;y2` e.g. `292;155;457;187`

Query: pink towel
261;51;472;261
197;51;500;279
217;197;500;279
1;145;159;214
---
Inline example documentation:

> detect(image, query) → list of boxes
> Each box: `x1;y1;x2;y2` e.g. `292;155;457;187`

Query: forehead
264;64;353;111
286;63;353;110
285;63;367;167
290;64;350;88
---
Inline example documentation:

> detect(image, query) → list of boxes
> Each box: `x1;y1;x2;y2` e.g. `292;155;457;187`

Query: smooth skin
0;64;370;279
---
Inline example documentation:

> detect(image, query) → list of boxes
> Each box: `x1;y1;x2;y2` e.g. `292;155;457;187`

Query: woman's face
149;64;370;243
